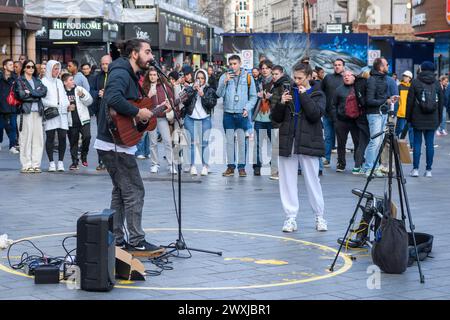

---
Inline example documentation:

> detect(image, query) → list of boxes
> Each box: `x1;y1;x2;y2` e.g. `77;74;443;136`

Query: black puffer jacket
366;70;388;114
270;74;294;128
321;72;343;119
406;70;443;131
183;85;217;117
271;81;326;157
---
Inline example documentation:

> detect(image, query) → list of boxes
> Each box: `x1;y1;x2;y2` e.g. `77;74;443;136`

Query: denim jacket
216;69;257;114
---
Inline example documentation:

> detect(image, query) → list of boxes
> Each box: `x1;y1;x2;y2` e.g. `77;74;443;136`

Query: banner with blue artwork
223;33;369;75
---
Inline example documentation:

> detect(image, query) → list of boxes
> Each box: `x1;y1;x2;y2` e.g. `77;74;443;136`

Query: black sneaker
116;240;129;250
319;170;323;176
254;167;261;176
129;240;165;254
336;164;346;173
298;169;302;176
69;163;79;171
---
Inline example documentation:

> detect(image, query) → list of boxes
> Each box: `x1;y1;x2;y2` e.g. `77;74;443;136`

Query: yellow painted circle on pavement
0;228;352;291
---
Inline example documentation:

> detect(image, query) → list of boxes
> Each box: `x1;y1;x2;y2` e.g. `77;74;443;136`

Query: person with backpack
333;70;368;174
406;61;444;178
216;55;257;177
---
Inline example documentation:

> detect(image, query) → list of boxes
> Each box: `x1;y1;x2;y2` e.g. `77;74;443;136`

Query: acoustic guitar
109;97;167;147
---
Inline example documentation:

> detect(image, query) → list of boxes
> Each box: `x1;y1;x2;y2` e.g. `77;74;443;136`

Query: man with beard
94;39;166;254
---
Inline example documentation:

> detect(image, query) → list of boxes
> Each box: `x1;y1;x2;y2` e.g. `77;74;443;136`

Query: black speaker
76;209;116;292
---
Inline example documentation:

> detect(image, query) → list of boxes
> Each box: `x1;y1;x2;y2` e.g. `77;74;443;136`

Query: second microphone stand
153;65;222;257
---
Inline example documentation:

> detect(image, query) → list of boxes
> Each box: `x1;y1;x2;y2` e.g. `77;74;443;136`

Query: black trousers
68;124;91;163
98;150;146;246
335;118;368;168
46;129;67;162
95;115;104;165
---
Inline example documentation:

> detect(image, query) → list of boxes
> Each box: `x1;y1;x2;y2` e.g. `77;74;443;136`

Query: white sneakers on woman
48;161;56;172
282;217;328;233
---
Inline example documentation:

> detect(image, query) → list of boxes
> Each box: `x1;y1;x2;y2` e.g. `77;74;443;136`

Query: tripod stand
152;64;222;258
330;111;425;283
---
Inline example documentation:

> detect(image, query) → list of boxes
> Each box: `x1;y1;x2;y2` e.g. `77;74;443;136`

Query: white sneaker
424;170;432;178
316;216;328;232
442;130;448;136
183;166;190;173
169;165;178;175
190;166;198;176
436;130;442;137
48;161;56;172
201;166;209;176
9;146;19;154
136;155;146;160
282;218;297;233
150;165;159;173
410;169;419;177
57;161;65;172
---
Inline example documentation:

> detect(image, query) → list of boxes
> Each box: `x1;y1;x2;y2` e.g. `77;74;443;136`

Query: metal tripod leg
392;136;425;283
330;133;388;272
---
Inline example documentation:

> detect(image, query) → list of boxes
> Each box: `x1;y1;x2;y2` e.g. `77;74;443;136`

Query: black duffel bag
408;232;433;266
372;216;409;274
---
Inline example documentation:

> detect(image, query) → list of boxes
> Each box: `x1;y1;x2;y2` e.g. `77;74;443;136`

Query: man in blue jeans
217;55;257;177
321;59;344;167
363;57;393;177
406;61;444;178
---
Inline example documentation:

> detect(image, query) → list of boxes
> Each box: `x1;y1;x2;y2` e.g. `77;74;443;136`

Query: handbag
44;82;60;120
6;84;21;107
44;107;60;120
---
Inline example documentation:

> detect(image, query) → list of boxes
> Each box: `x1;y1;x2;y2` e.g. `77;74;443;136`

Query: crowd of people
0;45;449;235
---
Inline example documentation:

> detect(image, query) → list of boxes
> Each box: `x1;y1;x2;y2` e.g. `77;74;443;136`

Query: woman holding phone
183;69;217;176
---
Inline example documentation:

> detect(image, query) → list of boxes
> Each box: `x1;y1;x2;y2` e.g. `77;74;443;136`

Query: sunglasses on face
25;65;35;69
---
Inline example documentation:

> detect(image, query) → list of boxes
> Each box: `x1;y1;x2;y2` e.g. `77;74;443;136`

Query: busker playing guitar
94;39;171;254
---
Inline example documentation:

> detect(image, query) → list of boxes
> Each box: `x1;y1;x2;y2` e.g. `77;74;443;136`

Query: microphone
149;59;169;80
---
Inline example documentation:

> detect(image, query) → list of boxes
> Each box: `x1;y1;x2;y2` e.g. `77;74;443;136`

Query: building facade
224;0;254;33
412;0;450;76
0;0;42;62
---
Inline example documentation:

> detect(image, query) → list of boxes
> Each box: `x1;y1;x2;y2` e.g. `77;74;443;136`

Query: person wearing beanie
396;71;414;147
406;61;444;178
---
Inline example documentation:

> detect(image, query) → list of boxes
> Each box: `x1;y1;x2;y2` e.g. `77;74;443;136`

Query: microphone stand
151;64;222;257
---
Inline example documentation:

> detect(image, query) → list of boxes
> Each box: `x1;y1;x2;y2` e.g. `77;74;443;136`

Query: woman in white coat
41;60;70;172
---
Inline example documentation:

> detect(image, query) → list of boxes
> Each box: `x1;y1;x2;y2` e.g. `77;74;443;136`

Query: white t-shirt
190;89;209;120
94;139;137;156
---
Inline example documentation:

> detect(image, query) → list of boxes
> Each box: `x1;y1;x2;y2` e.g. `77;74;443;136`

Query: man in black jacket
0;59;19;154
94;39;165;254
333;71;369;174
406;61;443;178
92;55;112;171
321;58;344;168
271;62;328;233
362;57;393;177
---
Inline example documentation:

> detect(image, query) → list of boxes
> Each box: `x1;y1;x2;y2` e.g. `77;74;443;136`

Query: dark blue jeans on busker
0;113;17;148
413;129;435;171
99;150;146;246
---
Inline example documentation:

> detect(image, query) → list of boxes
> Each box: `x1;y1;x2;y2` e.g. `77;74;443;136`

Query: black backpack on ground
417;82;439;114
372;215;409;274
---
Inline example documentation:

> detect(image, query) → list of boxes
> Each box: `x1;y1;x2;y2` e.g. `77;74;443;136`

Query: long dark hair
20;59;38;78
142;66;173;94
